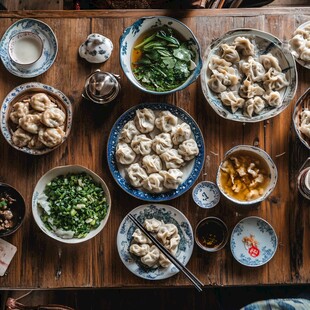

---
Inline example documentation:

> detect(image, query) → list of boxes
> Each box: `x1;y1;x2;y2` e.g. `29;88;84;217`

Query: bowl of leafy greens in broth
120;16;202;95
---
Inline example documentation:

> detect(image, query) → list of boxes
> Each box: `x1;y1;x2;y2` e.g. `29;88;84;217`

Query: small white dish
0;18;58;78
8;31;43;66
79;33;113;63
230;216;278;267
192;181;220;209
32;165;111;244
117;204;194;280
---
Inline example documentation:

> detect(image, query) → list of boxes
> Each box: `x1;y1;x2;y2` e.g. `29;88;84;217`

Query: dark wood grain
0;8;309;289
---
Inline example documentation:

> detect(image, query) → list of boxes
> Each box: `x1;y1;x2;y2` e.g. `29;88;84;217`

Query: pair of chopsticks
128;214;204;292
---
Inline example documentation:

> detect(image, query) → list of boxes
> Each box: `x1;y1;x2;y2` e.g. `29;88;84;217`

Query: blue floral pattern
192;181;220;209
116;204;194;280
107;102;205;202
0;18;58;78
230;216;278;267
242;299;310;310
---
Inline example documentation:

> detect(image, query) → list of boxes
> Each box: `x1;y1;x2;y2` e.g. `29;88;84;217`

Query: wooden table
0;8;309;289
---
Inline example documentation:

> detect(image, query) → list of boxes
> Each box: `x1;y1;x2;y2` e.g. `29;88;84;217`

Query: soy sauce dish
195;217;228;252
0;183;25;237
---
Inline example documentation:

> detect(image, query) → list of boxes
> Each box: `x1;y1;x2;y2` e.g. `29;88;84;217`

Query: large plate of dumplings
107;103;205;201
117;204;194;280
293;88;310;149
0;82;72;155
289;20;310;69
201;28;297;122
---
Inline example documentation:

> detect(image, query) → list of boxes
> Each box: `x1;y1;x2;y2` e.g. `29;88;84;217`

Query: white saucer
192;181;220;209
0;18;58;78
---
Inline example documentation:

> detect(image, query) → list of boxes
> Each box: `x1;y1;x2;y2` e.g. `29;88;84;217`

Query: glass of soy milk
8;32;43;66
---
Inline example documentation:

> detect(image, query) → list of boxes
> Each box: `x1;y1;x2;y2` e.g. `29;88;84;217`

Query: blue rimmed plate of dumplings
117;204;194;280
107;102;205;202
201;28;297;123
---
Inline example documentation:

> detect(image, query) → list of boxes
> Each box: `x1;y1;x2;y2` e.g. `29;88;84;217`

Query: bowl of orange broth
216;145;278;205
119;16;202;95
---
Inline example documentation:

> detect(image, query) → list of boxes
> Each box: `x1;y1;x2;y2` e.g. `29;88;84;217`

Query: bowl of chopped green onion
120;16;202;95
32;165;111;244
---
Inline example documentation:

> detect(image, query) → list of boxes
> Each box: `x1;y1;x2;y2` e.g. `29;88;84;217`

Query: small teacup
8;31;43;67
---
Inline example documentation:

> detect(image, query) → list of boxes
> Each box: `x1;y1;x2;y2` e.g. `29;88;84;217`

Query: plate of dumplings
0;82;72;155
201;28;297;122
117;204;194;280
107;102;205;201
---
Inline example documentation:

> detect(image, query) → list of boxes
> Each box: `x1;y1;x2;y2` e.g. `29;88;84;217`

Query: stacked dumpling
207;36;289;117
9;93;66;149
129;218;180;268
289;23;310;64
300;109;310;139
115;108;199;193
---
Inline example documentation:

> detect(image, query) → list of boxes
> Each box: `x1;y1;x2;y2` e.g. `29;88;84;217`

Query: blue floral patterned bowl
192;181;220;209
119;16;202;95
216;145;278;205
230;216;278;267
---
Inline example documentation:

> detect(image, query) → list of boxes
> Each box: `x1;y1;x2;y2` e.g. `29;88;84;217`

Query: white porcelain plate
230;216;278;267
117;204;194;280
0;18;58;78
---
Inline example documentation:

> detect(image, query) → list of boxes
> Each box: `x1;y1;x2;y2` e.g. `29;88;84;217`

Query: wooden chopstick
128;214;204;292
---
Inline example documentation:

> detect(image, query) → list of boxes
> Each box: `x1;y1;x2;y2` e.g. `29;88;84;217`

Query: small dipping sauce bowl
8;31;43;67
195;217;228;252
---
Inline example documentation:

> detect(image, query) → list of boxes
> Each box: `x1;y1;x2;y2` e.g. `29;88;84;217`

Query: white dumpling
115;142;136;165
239;78;265;99
160;169;183;189
243;96;265;118
12;128;32;147
19;113;42;134
142;154;162;174
9;101;30;124
132;228;151;244
134;108;155;133
129;244;150;257
220;91;245;113
155;111;178;132
38;127;65;148
158;253;171;268
263;91;282;107
41;107;66;128
300;110;310;138
178;139;199;161
233;36;255;56
144;218;162;233
217;66;240;87
131;134;152;155
171;123;192;145
239;56;266;82
263;68;289;92
127;163;148;187
141;245;160;268
221;43;240;63
168;233;181;255
157;223;178;246
28;135;44;149
160;149;184;169
208;71;227;93
142;173;164;193
119;120;140;143
259;53;282;72
30;93;56;112
208;55;232;71
152;133;173;155
300;47;310;62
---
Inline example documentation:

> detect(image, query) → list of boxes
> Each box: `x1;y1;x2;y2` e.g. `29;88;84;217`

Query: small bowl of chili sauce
0;183;25;237
195;217;228;252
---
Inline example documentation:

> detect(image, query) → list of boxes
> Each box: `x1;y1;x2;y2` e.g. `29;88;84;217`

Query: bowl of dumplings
107;102;205;202
0;82;72;155
289;20;310;69
201;28;297;122
293;88;310;149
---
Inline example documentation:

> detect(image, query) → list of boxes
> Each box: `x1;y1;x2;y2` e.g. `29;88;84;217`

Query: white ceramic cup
8;31;43;66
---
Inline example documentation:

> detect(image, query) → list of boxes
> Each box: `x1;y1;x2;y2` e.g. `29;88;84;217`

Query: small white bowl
216;145;278;205
230;216;278;267
8;31;43;67
192;181;220;209
119;16;202;95
32;165;111;244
